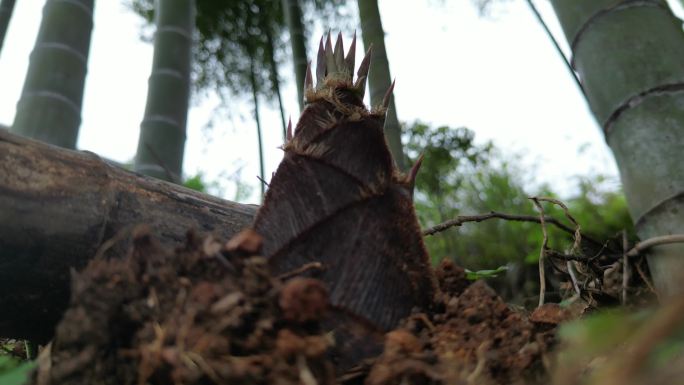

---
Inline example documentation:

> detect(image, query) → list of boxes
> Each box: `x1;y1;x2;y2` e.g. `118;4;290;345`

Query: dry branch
530;198;549;307
422;210;604;248
626;234;684;258
0;129;257;341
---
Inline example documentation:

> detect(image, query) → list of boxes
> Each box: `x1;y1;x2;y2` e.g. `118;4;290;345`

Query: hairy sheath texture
253;33;436;332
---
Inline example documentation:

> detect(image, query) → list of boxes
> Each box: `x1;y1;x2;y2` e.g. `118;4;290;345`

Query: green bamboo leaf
465;265;508;280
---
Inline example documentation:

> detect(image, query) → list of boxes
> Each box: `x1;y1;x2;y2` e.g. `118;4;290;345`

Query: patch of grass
0;356;34;385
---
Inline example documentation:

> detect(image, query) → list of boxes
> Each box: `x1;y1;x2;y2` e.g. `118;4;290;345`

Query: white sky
2;1;682;204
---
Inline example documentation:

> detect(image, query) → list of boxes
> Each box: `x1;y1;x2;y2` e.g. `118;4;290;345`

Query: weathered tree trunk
357;0;406;170
0;128;257;341
134;0;194;182
0;0;16;57
550;0;684;297
11;0;94;149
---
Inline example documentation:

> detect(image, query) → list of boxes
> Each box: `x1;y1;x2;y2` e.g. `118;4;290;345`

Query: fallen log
0;128;257;341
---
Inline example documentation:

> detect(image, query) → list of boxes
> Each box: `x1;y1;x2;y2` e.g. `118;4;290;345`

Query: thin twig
535;197;589;304
278;262;324;280
144;143;180;183
256;175;270;188
622;230;629;305
531;198;548;307
415;313;435;332
534;196;582;254
297;355;318;385
567;260;581;296
524;0;586;97
546;256;569;277
422;211;604;248
626;234;684;257
543;250;584;262
466;341;490;385
93;224;135;260
544;250;602;278
636;257;658;299
587;241;610;262
544;248;604;264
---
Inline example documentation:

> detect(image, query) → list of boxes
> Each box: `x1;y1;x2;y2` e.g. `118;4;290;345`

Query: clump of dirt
365;260;553;385
33;231;556;385
34;227;335;385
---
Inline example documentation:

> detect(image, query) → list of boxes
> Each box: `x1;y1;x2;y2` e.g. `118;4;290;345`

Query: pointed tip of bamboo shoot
345;31;357;74
382;79;396;110
406;153;424;194
357;45;372;81
334;32;345;71
325;31;336;74
354;75;367;99
316;37;326;83
304;61;313;92
308;32;371;100
326;30;333;50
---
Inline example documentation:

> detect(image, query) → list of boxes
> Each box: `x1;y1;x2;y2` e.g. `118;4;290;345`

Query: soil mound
33;231;553;385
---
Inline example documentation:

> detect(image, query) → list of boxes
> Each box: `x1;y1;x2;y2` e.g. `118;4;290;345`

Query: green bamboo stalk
249;56;266;199
0;0;16;57
550;0;684;297
357;0;406;170
265;22;288;140
134;0;194;183
281;0;308;112
11;0;94;149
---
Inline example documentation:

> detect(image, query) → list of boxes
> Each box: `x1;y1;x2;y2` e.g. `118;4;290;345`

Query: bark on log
0;129;257;341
